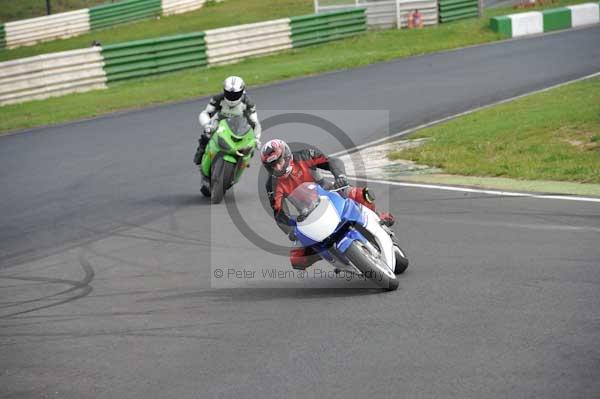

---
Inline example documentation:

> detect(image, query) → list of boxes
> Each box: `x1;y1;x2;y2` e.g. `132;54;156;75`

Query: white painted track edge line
350;176;600;203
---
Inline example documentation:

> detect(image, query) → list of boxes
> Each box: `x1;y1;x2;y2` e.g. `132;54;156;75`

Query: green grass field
0;0;108;22
389;77;600;184
0;0;593;134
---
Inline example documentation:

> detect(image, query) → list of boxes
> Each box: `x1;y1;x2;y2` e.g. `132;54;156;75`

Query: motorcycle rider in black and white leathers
193;76;262;192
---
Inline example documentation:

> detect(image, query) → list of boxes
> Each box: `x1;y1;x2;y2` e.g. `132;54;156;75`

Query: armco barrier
290;8;367;48
1;9;372;106
438;0;478;23
205;19;292;66
0;48;107;106
89;0;162;30
0;0;209;49
0;24;5;49
162;0;206;15
490;3;599;38
3;9;90;49
101;32;207;82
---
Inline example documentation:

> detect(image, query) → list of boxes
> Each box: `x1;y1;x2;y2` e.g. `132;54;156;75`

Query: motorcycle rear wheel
393;245;409;274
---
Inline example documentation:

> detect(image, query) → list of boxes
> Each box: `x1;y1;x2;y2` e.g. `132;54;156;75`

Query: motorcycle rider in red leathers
260;139;395;270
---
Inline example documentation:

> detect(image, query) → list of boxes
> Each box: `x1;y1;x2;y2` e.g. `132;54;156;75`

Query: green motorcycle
200;115;257;204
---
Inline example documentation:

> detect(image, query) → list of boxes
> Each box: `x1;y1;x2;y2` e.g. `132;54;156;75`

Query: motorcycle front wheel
345;241;399;291
210;156;235;204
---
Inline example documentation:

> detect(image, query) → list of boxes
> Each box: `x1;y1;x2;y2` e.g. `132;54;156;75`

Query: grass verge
0;0;312;62
389;77;600;185
0;0;593;134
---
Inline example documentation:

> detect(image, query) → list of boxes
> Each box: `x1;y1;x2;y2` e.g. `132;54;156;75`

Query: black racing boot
200;183;210;197
378;212;395;227
193;135;210;166
200;174;210;197
361;187;394;227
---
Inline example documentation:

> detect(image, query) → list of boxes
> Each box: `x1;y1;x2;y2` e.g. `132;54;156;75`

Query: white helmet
223;76;246;107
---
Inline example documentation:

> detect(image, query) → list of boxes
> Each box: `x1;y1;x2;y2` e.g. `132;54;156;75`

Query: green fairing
200;117;257;185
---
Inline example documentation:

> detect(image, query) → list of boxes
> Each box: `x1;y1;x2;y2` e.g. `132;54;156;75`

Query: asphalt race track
1;26;599;399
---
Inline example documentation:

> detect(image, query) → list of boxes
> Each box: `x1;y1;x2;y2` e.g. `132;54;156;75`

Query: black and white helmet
223;76;246;107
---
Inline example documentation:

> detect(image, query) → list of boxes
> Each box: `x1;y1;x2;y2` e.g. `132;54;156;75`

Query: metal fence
314;0;438;28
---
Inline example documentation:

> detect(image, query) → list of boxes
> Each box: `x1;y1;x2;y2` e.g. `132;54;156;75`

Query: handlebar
330;185;350;192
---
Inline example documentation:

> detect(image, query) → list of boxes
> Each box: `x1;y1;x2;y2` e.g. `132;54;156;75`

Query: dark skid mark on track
0;317;82;329
0;249;94;319
146;287;387;303
0;322;219;348
49;208;212;249
0;194;209;271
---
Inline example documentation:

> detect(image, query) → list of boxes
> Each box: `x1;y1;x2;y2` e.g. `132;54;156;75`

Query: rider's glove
334;174;349;189
288;230;297;242
203;125;213;136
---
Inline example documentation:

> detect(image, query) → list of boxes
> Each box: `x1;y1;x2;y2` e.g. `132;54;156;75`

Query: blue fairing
336;228;367;253
292;186;367;253
295;229;320;248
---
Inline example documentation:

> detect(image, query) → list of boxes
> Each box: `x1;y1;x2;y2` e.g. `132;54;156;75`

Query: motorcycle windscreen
227;116;251;137
297;197;341;243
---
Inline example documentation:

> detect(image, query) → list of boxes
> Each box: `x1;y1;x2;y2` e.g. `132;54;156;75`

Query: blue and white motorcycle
286;182;409;291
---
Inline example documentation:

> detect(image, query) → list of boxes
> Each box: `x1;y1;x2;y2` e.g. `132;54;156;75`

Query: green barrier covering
0;24;6;48
543;8;572;32
290;9;366;48
90;0;162;31
439;0;479;23
0;24;5;49
102;32;207;83
490;15;512;37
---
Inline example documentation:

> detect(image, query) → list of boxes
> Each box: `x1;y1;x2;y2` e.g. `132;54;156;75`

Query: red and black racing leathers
265;148;392;270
